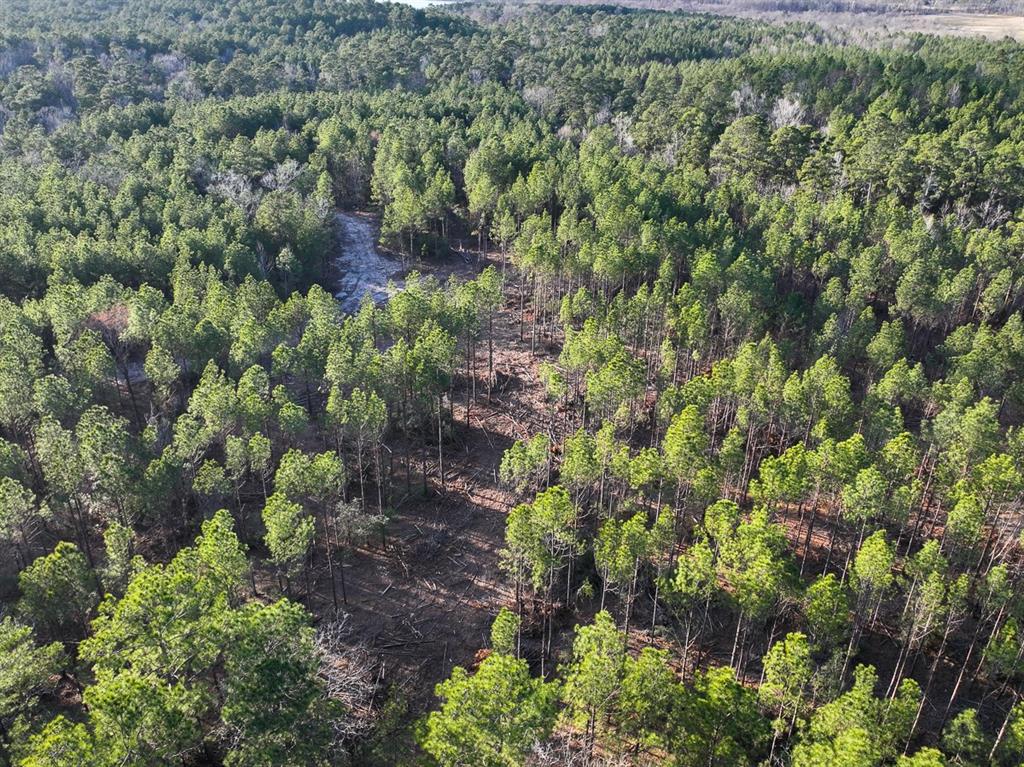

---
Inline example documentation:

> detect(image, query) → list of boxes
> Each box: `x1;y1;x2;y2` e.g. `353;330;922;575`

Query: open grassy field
898;11;1024;37
515;0;1024;39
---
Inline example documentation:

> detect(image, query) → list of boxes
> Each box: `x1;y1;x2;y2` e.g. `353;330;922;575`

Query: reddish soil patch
299;280;558;712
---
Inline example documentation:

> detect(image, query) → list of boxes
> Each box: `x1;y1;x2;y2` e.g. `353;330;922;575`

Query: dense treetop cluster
2;0;1024;765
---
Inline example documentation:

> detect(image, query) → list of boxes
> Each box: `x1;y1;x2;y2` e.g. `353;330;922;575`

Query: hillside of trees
2;0;1024;765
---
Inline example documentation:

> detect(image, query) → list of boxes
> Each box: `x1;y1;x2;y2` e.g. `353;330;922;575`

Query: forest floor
315;224;552;709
